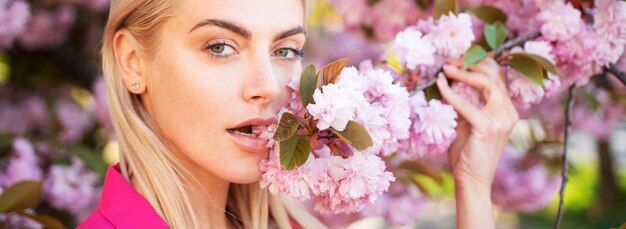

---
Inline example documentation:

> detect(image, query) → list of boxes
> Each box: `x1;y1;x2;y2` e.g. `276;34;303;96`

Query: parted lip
228;116;277;130
227;116;277;154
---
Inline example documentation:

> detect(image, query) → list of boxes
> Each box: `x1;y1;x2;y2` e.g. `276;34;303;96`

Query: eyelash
203;41;304;61
277;48;305;62
204;40;235;60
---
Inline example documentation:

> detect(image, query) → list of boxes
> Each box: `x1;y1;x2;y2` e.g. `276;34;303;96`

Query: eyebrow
274;27;306;41
189;19;305;41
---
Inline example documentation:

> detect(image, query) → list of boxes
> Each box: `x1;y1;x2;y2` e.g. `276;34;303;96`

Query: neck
129;152;233;228
185;163;231;229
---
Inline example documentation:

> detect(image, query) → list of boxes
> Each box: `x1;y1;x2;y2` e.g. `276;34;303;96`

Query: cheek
272;62;302;105
145;47;265;183
147;47;236;157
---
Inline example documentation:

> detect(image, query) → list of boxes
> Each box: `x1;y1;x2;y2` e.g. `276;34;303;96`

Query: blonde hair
101;0;325;228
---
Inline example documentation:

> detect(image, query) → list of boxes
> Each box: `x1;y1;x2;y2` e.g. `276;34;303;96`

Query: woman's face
141;0;305;184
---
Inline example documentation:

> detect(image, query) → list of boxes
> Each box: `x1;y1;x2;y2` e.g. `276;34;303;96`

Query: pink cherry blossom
19;5;76;50
414;99;458;146
0;0;30;48
361;182;427;226
429;13;475;58
401;92;458;157
44;158;100;218
369;0;420;41
492;146;561;212
392;27;436;71
55;98;93;144
593;0;626;65
0;138;43;187
307;83;359;131
537;1;582;41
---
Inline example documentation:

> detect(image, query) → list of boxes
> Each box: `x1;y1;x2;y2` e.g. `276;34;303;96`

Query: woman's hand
436;57;519;229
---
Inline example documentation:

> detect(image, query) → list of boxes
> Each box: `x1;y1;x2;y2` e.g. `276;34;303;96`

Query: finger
436;73;488;126
442;65;495;99
472;58;500;79
447;58;505;91
445;58;497;75
448;119;470;166
445;58;464;68
475;58;508;92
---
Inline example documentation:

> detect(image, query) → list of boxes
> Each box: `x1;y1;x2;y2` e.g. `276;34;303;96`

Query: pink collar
82;164;169;228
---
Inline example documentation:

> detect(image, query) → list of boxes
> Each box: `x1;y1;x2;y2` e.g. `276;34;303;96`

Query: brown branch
495;31;541;58
554;84;575;229
406;31;542;94
605;63;626;86
409;77;438;96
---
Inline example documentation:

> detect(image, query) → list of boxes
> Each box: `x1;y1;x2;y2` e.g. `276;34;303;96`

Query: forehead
171;0;305;36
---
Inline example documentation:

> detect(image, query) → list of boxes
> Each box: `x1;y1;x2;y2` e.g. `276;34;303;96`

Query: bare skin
112;0;518;228
114;0;305;227
438;58;519;229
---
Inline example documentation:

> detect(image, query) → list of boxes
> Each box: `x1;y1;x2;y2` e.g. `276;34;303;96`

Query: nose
242;54;281;107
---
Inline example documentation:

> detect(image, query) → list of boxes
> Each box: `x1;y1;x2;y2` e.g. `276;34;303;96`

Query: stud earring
130;82;141;91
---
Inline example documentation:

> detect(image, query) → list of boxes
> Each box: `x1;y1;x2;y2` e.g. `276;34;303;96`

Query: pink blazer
78;164;169;228
78;164;304;229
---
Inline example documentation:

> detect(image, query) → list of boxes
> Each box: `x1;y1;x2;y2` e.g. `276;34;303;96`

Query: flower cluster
400;91;458;157
491;147;562;212
542;0;626;85
392;12;475;78
508;41;561;108
260;63;411;214
0;0;30;48
0;138;101;225
44;159;100;218
329;0;420;41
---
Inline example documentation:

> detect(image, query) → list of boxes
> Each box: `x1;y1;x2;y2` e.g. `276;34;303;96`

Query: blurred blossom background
0;0;625;228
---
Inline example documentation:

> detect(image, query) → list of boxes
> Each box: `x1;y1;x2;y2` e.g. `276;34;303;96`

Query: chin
231;175;262;184
228;166;263;184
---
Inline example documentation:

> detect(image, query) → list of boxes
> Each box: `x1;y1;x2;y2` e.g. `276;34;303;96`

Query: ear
113;29;147;94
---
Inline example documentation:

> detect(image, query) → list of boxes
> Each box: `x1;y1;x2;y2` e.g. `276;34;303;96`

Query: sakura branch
606;64;626;86
494;31;541;58
410;30;543;95
554;84;576;229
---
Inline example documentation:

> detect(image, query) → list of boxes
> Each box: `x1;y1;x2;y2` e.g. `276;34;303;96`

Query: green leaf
414;0;433;10
611;222;626;229
70;144;108;177
509;54;544;86
399;160;442;183
272;112;301;142
484;22;508;50
279;134;310;170
18;212;66;229
0;181;42;213
433;0;457;19
509;53;560;86
299;64;318;108
512;53;560;77
331;121;373;151
407;171;455;198
424;85;442;101
468;5;507;24
463;44;488;70
318;54;355;86
0;134;13;149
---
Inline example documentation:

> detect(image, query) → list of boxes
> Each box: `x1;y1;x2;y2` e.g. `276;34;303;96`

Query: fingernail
437;73;446;82
443;65;454;71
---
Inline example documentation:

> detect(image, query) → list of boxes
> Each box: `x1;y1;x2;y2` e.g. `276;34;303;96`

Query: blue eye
204;40;237;59
274;48;303;60
210;44;226;53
